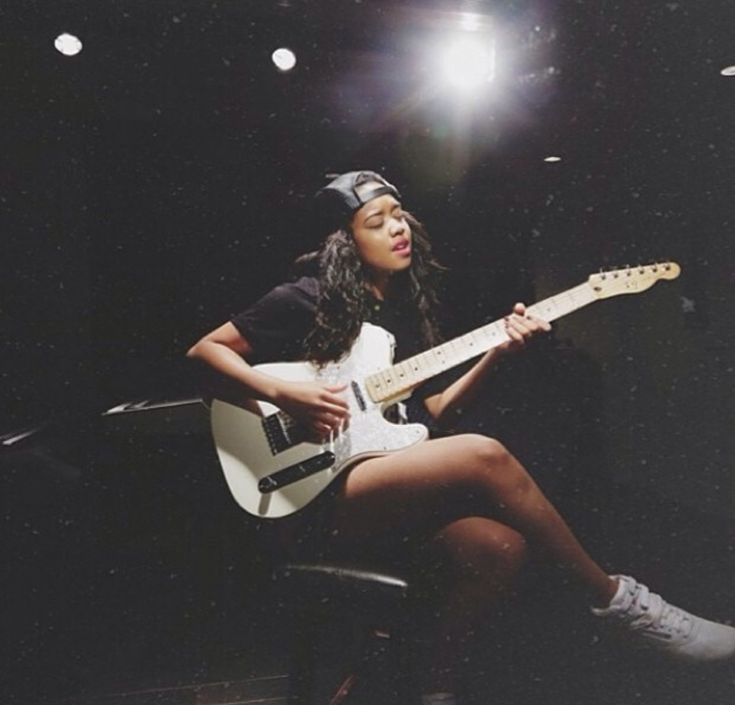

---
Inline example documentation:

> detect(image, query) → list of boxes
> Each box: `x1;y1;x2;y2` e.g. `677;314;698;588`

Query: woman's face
350;193;412;280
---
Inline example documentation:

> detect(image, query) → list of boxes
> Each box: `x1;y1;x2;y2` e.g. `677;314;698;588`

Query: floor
28;581;735;705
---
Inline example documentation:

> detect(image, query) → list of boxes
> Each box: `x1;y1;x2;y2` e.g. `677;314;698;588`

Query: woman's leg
330;433;616;606
326;433;614;698
416;517;528;694
326;432;735;678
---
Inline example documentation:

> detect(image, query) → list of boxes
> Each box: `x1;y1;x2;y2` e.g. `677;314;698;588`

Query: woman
188;171;735;705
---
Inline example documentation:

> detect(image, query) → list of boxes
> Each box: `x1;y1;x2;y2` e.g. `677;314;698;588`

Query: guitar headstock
587;262;681;300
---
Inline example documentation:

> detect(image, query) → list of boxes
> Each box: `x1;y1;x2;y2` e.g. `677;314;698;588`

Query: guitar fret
366;373;378;393
403;360;418;383
394;361;408;383
454;335;468;356
393;361;413;388
528;284;594;323
462;331;476;350
419;351;434;370
381;368;395;390
432;345;447;366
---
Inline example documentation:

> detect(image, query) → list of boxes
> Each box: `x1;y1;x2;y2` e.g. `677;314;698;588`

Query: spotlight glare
544;156;562;163
720;65;735;76
460;13;482;32
440;37;496;91
272;47;296;72
54;33;83;56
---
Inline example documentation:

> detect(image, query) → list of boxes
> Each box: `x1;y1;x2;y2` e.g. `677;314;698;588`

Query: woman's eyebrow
362;199;401;224
364;201;401;220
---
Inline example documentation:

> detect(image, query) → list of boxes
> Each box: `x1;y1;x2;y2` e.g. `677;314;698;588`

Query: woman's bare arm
186;322;350;437
186;322;284;402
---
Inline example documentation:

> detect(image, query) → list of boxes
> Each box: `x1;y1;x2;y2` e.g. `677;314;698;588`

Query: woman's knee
494;525;529;575
455;434;532;498
478;522;528;578
436;517;529;581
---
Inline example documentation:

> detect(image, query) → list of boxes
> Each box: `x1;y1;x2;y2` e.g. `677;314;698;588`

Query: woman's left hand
498;302;551;354
427;302;552;421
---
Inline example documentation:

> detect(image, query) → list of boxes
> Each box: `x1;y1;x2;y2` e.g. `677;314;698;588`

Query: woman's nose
389;217;406;235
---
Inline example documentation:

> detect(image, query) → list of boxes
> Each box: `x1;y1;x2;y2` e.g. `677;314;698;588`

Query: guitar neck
364;282;596;403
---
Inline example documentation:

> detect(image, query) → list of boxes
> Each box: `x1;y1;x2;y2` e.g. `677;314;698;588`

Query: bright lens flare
440;37;496;91
460;13;482;32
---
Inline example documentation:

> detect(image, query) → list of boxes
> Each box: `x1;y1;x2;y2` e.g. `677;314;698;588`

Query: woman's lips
392;239;411;256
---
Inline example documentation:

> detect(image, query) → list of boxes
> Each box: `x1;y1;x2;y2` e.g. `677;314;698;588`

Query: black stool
272;561;415;705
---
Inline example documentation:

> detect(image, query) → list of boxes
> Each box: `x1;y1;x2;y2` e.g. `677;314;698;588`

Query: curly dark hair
296;212;445;365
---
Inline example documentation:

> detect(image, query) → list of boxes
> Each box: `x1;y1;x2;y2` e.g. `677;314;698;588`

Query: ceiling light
54;33;83;56
272;48;296;72
439;36;496;92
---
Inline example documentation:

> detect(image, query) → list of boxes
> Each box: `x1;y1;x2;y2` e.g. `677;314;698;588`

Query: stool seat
273;561;410;614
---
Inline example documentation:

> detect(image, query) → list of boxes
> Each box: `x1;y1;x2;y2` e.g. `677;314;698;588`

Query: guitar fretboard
364;282;595;403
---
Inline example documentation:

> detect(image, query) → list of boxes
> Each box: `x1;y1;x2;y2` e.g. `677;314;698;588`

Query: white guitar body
211;323;429;519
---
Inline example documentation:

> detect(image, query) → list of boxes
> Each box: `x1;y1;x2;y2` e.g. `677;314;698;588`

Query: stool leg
324;620;368;705
327;672;359;705
328;622;408;705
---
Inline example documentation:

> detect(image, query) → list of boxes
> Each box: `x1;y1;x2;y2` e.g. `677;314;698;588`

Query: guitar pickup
262;412;308;455
351;380;367;411
258;451;337;493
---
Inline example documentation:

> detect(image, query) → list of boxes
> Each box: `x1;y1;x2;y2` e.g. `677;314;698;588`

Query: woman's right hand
274;381;351;441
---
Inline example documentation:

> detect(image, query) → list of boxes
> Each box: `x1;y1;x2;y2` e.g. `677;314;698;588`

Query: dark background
2;1;734;703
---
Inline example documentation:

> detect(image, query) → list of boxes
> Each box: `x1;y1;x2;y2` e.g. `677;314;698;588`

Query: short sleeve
231;277;318;363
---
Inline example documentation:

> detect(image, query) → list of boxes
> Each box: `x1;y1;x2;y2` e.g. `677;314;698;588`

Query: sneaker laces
613;577;695;640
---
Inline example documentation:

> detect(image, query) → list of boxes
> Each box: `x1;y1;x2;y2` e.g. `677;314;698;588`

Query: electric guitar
211;262;681;518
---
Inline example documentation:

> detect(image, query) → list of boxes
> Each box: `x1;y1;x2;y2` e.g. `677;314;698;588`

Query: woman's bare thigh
329;433;499;547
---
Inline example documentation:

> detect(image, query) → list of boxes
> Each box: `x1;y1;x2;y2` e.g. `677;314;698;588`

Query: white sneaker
591;575;735;662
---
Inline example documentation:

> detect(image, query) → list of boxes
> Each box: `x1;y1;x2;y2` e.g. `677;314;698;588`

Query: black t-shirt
232;276;428;363
230;276;448;426
231;276;321;365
